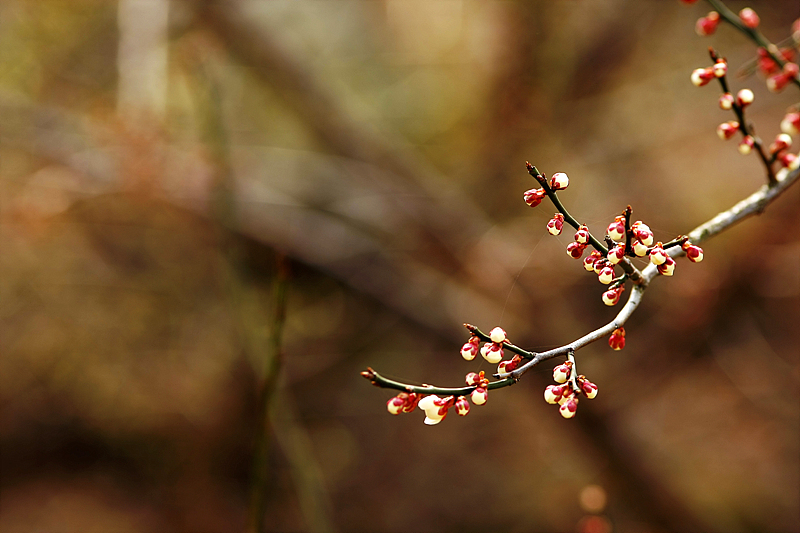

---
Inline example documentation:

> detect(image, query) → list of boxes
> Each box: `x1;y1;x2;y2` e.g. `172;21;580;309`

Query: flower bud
387;396;405;415
602;285;624;306
631;221;654;246
523;188;546;207
719;93;734;110
574;225;590;245
682;242;704;263
461;340;479;361
584;251;602;271
631;239;648;257
465;372;480;386
471;387;488;406
767;73;792;93
649;244;667;265
607;217;626;241
489;326;507;344
607;244;626;265
578;377;598;399
455;396;470;416
544;384;564;405
481;342;503;364
757;48;780;76
739;7;759;29
781;112;800;136
736;89;754;107
713;60;727;78
566;241;587;259
598;265;615;285
738;135;755;155
559;395;578;418
547;213;565;235
550;172;570;190
608;327;626;351
657;256;676;276
778;152;799;170
498;355;521;375
769;133;792;154
553;362;571;384
717;121;739;140
695;12;720;36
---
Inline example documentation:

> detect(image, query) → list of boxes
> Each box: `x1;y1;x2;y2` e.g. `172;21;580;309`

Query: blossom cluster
385;370;491;425
543;361;598;419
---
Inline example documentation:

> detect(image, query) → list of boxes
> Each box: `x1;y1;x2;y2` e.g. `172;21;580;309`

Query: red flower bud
717;121;740;140
547;213;565;235
682;242;704;263
739;7;759;29
566;241;587;259
523;188;546;207
550;172;570;191
695;12;720;36
608;327;626;351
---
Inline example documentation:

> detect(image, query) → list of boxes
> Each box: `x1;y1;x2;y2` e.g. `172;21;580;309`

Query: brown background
1;1;799;532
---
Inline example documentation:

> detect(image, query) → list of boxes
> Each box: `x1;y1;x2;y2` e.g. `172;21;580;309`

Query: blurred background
1;1;799;532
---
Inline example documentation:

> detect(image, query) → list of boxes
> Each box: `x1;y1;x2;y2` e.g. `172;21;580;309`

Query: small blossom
738;135;755;155
657;256;676;276
631;221;654;246
691;67;715;86
602;285;625;306
387;396;405;415
607;243;626;265
465;372;480;386
481;342;504;364
768;63;799;93
460;336;479;361
471;387;488;406
717;121;739;140
497;354;521;375
593;257;608;275
649;243;668;265
736;89;754;107
577;376;598;399
769;133;792;155
607;216;626;241
523;188;547;207
455;396;470;416
559;394;579;419
544;384;565;405
608;327;626;351
779;152;799;170
553;362;572;384
713;60;727;78
574;225;590;245
695;12;720;36
781;112;800;136
489;326;507;344
682;242;704;263
387;392;420;415
738;7;759;29
631;239;648;257
719;93;734;110
584;250;602;272
598;265;615;285
547;213;565;235
550;172;570;190
419;395;453;425
566;241;587;259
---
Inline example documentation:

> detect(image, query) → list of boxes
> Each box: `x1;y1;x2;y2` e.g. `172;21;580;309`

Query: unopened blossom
631;239;648;257
602;285;625;306
736;89;754;107
738;7;759;29
489;326;507;344
553;362;572;384
566;241;587;259
593;257;608;275
691;67;715;86
607;244;625;265
713;60;727;78
608;327;626;351
658;256;676;276
719;93;734;110
574;225;590;245
461;336;479;361
544;384;566;405
607;216;626;241
584;250;603;271
480;342;503;364
778;152;799;170
498;354;521;375
683;242;704;263
559;394;579;419
781;112;800;136
631;221;654;246
598;265;615;285
695;11;720;36
738;135;755;155
649;243;667;265
547;213;565;235
387;392;419;415
471;387;488;406
769;133;792;155
550;172;570;190
523;188;546;207
717;121;739;140
577;376;598;399
455;397;470;416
